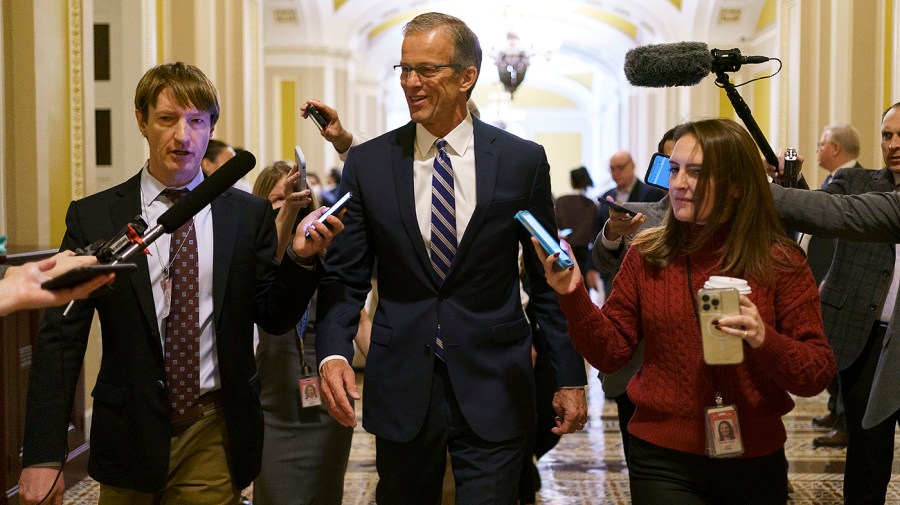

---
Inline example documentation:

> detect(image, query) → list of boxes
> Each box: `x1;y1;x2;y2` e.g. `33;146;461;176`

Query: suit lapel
389;123;440;287
211;190;237;325
454;118;497;272
113;173;161;351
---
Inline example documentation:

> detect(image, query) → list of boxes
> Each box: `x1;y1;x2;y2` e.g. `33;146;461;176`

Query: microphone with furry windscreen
624;42;772;88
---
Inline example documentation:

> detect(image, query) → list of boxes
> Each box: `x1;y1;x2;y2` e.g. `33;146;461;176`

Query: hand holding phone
515;210;574;269
306;104;327;131
305;192;351;237
293;146;309;192
41;263;137;290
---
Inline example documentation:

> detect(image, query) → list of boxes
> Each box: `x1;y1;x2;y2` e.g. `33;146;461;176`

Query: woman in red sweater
534;118;835;504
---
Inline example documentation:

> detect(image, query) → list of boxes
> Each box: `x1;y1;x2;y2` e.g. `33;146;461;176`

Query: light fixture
494;33;531;98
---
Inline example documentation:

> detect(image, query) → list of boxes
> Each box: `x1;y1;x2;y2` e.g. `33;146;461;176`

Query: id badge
705;404;744;458
161;277;172;319
299;376;322;408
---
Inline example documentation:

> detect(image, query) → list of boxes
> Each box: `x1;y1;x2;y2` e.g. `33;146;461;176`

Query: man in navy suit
315;12;587;504
18;62;342;505
589;150;665;298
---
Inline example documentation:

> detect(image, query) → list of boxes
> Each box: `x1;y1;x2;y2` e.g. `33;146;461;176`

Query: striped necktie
430;139;456;360
430;139;457;282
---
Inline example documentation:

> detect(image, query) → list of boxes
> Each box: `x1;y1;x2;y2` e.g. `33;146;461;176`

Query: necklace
140;186;195;279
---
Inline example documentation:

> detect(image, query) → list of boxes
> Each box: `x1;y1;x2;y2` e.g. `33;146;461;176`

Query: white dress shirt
139;165;220;394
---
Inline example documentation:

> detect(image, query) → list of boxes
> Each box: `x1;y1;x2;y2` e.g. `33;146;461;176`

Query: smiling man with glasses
315;11;587;505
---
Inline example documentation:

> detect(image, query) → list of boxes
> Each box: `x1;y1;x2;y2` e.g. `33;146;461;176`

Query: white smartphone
305;192;351;237
697;288;744;365
294;146;308;192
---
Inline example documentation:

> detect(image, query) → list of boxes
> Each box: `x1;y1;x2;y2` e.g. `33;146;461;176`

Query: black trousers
841;321;898;505
628;436;787;505
374;359;527;505
614;392;637;464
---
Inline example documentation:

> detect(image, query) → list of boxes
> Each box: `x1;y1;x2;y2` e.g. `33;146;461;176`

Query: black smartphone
41;263;137;290
305;192;351;237
306;104;327;131
645;152;670;190
598;198;633;215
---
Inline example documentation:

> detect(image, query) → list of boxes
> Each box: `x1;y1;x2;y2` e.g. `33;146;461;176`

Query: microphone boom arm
714;70;779;170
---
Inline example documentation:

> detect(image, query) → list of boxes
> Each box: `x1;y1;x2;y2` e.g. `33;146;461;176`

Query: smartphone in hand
697;288;744;365
599;198;633;215
294;146;308;192
306;104;327;131
305;192;351;237
515;210;574;269
645;153;670;191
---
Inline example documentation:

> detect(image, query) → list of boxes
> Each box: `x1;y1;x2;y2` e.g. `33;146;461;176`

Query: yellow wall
535;133;583;198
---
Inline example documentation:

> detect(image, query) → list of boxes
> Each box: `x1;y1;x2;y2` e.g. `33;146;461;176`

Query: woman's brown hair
632;118;803;285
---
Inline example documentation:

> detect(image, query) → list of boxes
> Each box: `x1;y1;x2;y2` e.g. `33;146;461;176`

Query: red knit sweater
559;235;835;458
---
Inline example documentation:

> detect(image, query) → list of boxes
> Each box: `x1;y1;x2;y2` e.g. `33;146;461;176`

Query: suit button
424;344;432;354
884;270;891;277
869;304;877;312
157;380;166;389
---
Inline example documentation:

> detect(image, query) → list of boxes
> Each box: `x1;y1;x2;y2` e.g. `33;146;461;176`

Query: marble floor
63;371;900;504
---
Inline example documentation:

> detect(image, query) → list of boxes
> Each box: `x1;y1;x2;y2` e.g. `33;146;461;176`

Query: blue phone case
514;210;574;269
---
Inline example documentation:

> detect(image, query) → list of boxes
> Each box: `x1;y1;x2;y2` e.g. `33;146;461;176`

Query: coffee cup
703;276;751;295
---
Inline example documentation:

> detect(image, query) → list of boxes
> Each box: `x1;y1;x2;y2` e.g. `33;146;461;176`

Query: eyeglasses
393;64;459;80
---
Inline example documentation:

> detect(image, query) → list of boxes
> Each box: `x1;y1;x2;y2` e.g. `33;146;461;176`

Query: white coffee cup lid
703;276;752;295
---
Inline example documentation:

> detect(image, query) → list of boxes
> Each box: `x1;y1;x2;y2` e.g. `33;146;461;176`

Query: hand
0;256;114;316
551;388;588;435
303;99;353;154
530;237;581;295
319;359;360;427
291;206;346;258
603;197;647;241
44;251;99;278
19;466;65;505
771;148;806;183
715;295;766;348
282;165;313;213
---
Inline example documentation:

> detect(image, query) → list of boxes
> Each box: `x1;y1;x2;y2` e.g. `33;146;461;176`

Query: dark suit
22;171;319;492
316;118;586;500
773;172;900;503
595;180;665;298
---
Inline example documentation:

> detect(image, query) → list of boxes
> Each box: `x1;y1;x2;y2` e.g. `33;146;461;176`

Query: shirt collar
140;161;206;206
415;113;474;158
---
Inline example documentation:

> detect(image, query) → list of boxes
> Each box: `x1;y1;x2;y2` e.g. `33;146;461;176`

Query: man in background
589;150;665;298
202;138;253;193
806;123;863;448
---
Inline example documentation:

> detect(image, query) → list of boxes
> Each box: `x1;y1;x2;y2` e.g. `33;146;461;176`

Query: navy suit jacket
22;171;320;491
316;118;586;443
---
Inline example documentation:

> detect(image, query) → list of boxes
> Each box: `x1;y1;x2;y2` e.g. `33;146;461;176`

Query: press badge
298;376;322;408
705;404;744;458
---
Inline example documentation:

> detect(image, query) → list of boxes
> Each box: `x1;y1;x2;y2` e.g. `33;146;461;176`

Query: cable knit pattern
559;234;835;458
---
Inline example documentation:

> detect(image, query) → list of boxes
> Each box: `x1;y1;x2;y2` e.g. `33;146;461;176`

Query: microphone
111;149;256;264
624;42;771;88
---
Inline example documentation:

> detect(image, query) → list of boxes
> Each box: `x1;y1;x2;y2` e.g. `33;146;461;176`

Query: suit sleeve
252;201;322;335
315;151;373;363
22;202;97;465
772;184;900;242
519;147;587;388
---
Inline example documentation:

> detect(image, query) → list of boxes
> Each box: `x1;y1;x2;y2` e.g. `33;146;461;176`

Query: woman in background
534;118;834;504
252;161;365;505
